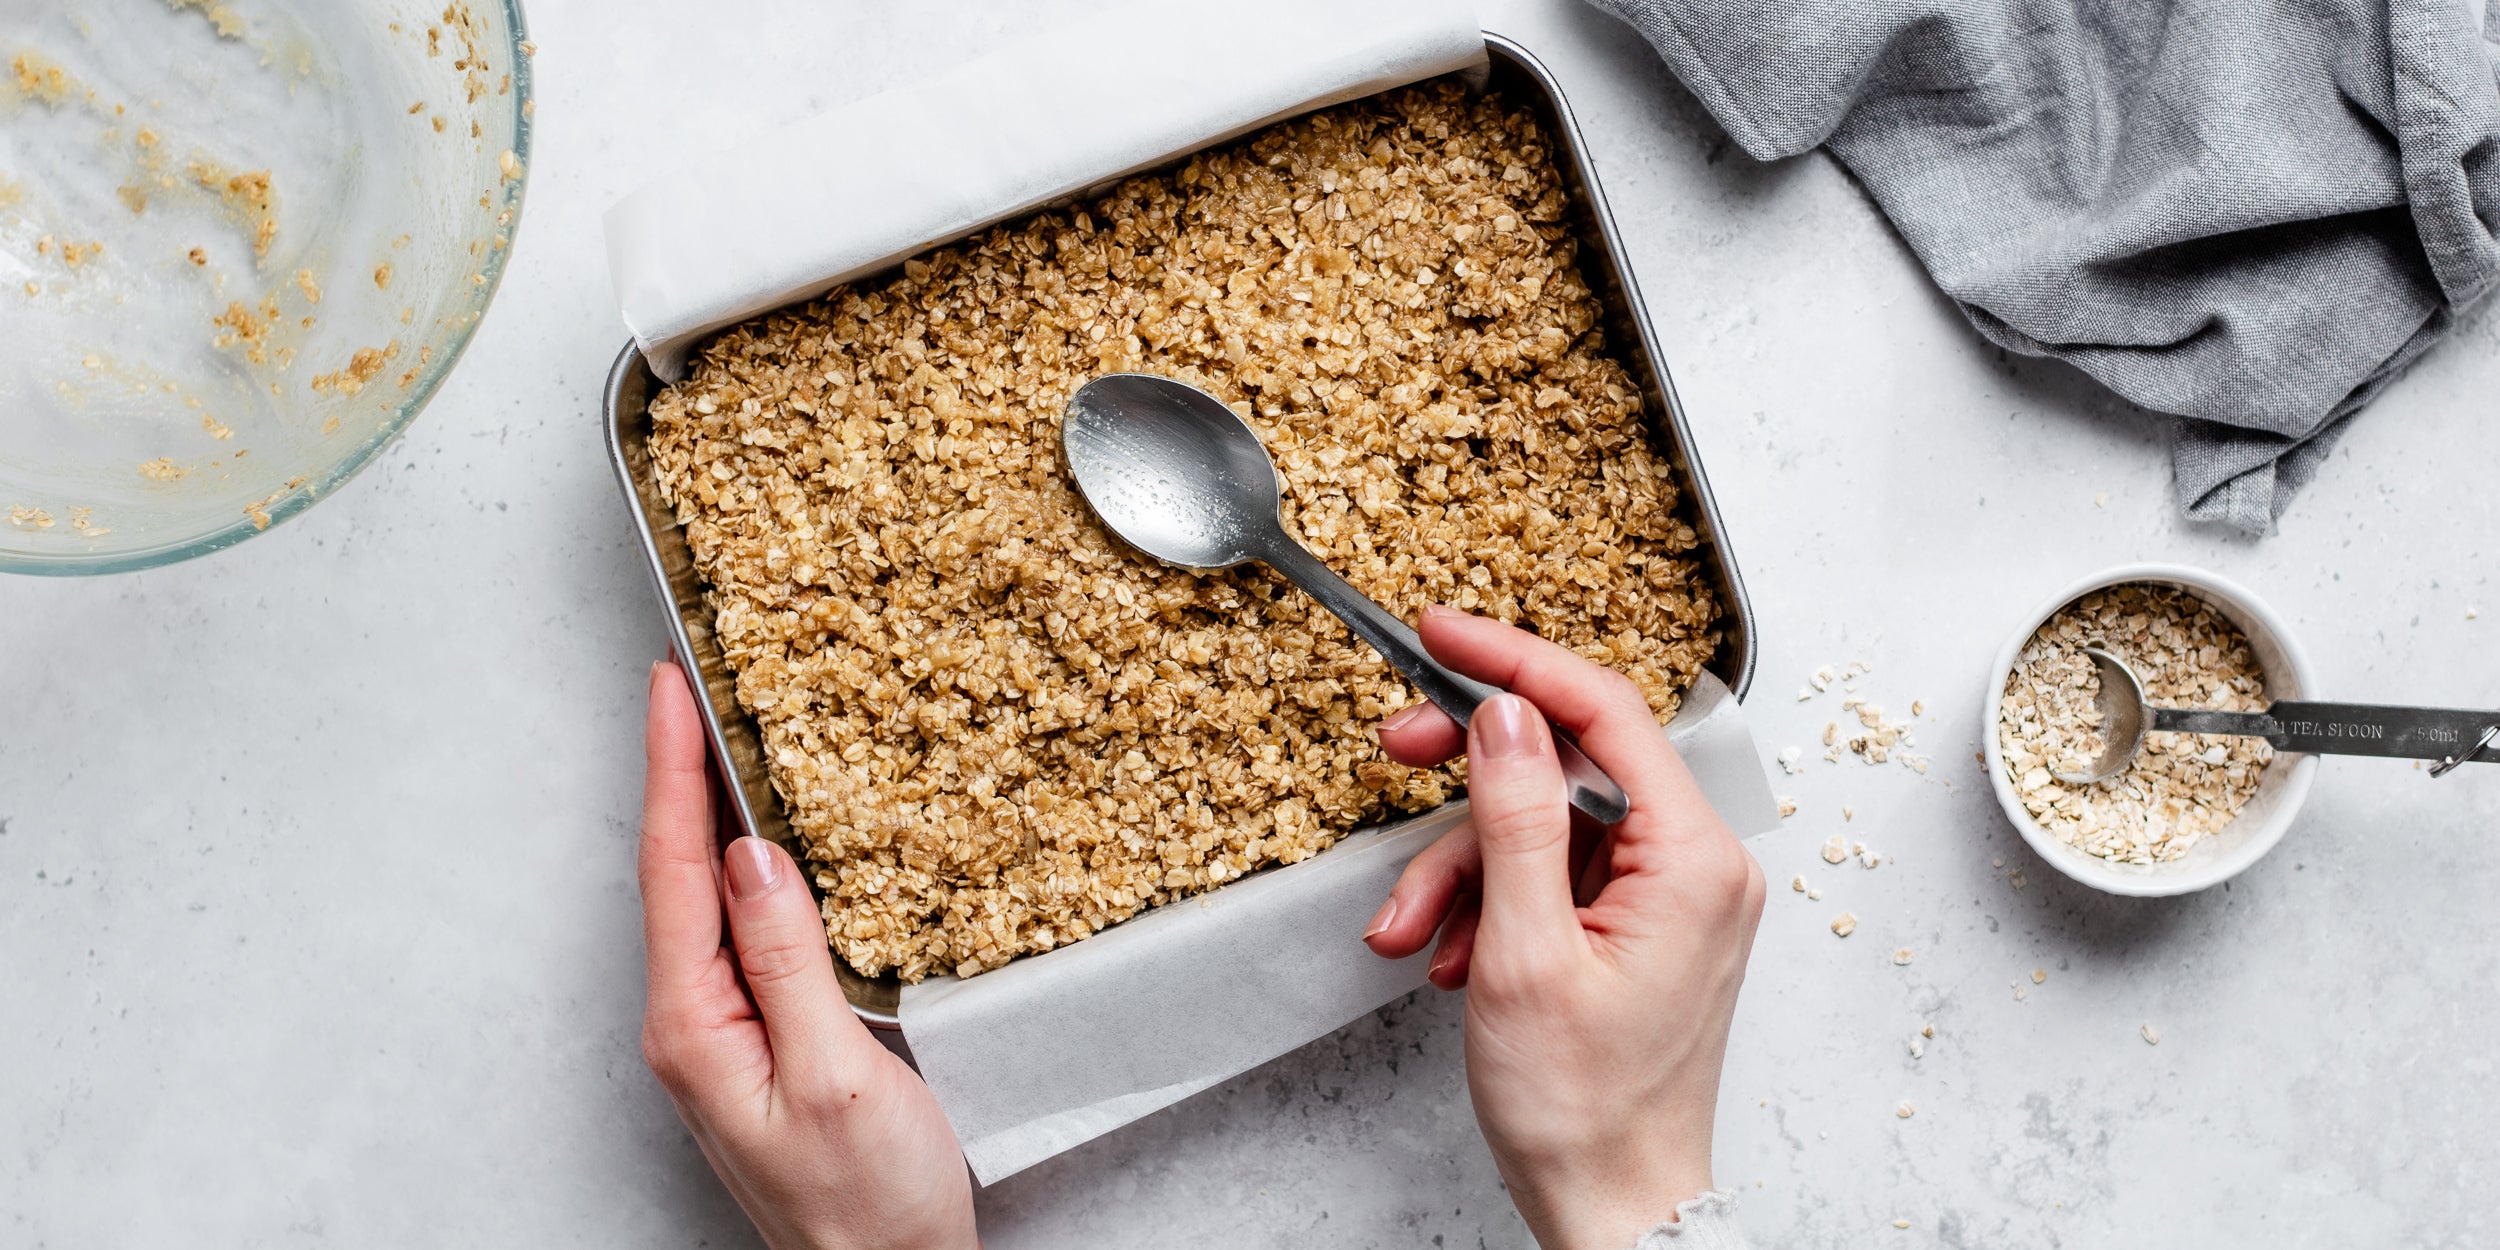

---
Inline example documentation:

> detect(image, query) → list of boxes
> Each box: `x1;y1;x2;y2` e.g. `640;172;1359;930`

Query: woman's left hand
638;660;979;1250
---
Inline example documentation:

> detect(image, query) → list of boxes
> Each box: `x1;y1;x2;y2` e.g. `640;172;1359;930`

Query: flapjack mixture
649;79;1722;980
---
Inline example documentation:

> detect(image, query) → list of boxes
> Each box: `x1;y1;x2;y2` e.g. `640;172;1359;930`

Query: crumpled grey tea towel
1587;0;2500;532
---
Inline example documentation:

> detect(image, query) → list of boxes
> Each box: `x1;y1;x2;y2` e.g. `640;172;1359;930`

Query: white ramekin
1981;564;2321;896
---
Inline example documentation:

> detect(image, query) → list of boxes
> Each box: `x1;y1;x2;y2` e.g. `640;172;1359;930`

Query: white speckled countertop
6;2;2497;1245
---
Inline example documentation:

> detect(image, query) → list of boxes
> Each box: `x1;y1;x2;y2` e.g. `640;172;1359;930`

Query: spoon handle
1259;540;1632;824
2151;702;2500;765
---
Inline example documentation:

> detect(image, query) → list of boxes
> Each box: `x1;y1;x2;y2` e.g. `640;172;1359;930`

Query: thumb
1465;694;1583;979
721;836;880;1101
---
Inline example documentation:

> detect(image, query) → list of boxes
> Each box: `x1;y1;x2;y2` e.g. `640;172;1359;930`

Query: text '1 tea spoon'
1061;373;1632;825
2051;647;2500;784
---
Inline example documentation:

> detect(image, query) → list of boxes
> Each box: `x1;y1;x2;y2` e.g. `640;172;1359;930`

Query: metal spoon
1061;373;1632;825
2051;647;2500;784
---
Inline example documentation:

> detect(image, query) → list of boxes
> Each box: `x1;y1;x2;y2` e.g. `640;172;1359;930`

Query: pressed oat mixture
1997;585;2272;863
649;80;1722;981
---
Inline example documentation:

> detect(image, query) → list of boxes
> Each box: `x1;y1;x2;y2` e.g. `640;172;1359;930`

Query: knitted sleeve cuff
1626;1190;1749;1250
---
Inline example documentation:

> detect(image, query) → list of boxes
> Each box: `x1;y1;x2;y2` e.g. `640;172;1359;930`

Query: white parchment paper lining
604;0;1490;379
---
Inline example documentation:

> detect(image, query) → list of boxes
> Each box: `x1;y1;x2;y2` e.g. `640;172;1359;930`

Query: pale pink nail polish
725;837;779;901
1363;896;1399;941
1472;694;1542;759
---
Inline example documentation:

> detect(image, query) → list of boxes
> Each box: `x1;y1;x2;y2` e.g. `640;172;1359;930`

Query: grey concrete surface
5;1;2498;1246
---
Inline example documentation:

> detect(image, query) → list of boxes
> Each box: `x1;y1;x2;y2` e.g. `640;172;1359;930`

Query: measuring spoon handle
2151;702;2500;765
1260;539;1632;824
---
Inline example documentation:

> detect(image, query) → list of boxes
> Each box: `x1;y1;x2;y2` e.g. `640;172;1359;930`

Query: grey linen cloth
1587;0;2500;531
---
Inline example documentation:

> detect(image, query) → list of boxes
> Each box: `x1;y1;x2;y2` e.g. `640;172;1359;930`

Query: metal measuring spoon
1061;373;1632;825
2052;647;2500;784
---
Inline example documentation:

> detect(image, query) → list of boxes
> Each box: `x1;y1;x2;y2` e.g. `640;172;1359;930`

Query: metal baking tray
604;33;1757;1028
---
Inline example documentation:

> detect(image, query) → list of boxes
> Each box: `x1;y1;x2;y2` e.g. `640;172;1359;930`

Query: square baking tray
603;33;1756;1027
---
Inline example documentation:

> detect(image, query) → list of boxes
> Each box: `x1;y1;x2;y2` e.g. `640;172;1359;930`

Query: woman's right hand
1363;607;1766;1250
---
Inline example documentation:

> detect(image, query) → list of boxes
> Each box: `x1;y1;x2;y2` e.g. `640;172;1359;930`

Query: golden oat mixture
648;79;1722;981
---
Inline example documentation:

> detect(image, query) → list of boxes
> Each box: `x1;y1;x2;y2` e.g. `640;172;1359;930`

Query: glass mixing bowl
0;0;532;574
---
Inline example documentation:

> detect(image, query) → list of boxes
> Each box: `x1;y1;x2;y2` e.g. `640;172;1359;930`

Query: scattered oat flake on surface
1843;807;1854;822
294;269;321;303
1821;835;1848;864
188;246;208;265
1777;746;1803;775
2031;968;2047;984
1910;700;1925;717
1806;887;1821;900
1830;912;1857;938
2013;984;2028;1001
1811;665;1835;691
200;415;233;439
138;457;185;480
1777;795;1797;818
1921;1021;1935;1038
374;262;393;289
8;505;55;529
1790;875;1806;893
1895;1100;1915;1119
2469;607;2481;620
1894;1219;1912;1229
499;149;523;181
519;39;538;56
1892;947;1912;965
1909;1036;1925;1059
2094;492;2108;507
2140;1023;2161;1045
1796;686;1814;701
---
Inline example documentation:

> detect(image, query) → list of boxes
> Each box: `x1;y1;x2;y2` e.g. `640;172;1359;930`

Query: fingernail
1421;603;1459;621
1472;694;1544;760
1426;947;1452;983
725;836;779;901
1380;703;1428;734
1363;896;1399;940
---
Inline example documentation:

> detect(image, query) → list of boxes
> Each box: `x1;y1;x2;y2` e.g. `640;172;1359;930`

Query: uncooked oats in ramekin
648;78;1724;982
1996;584;2274;864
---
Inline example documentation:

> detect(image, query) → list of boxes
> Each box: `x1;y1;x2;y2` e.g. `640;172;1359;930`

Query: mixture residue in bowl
1997;584;2273;864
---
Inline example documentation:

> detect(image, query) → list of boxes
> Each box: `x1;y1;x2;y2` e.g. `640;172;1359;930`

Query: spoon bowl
2051;648;2153;785
1061;374;1280;570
